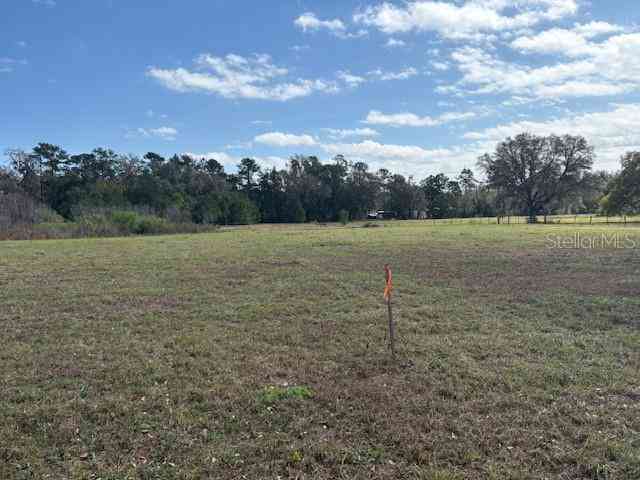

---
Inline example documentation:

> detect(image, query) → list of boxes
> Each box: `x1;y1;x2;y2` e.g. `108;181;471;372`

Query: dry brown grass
1;223;639;479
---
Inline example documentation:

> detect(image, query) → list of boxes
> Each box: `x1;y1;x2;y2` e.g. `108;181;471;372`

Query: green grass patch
259;385;314;403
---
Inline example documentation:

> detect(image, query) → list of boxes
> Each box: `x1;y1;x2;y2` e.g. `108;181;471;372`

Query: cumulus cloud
131;127;178;141
189;103;640;177
511;22;625;56
148;53;341;101
368;67;418;81
464;103;640;168
319;140;474;177
323;140;443;163
295;12;346;34
254;132;318;147
337;70;367;87
430;61;450;71
533;82;634;98
364;110;476;127
185;151;289;171
185;151;238;168
444;33;640;100
354;0;579;40
385;38;406;48
331;105;640;174
573;21;624;38
295;12;367;39
322;128;380;139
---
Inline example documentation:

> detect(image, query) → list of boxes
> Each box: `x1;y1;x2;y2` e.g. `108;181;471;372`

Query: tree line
1;133;638;231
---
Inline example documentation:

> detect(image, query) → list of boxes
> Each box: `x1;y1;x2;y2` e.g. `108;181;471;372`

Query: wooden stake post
384;264;396;359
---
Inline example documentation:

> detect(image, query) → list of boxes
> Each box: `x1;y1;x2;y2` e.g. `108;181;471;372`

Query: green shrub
3;205;215;240
226;193;261;225
76;212;117;237
135;215;171;234
34;206;65;224
338;209;350;225
293;203;306;223
109;210;140;234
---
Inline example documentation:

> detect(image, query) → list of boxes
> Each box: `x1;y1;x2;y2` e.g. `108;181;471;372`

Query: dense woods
1;134;637;237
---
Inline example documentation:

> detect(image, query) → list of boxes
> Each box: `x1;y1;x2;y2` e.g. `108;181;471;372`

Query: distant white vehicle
367;210;396;220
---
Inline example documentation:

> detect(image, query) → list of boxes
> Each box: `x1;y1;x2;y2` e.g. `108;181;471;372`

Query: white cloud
337;70;366;87
446;33;640;100
255;156;290;171
354;0;579;40
364;109;476;127
133;127;178;141
185;152;289;171
573;21;625;38
511;22;625;57
512;28;594;56
190;104;640;177
148;53;341;101
295;12;346;34
320;140;463;176
251;120;272;126
254;132;318;147
464;103;640;169
340;29;369;39
534;81;634;98
322;128;380;139
185;151;238;168
323;140;444;162
294;12;367;39
368;67;418;81
430;60;450;71
385;38;406;48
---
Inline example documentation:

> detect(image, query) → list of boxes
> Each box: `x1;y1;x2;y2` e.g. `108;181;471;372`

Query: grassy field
1;222;639;479
419;214;640;226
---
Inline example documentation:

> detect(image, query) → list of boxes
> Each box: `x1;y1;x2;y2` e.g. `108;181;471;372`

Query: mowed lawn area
1;223;639;479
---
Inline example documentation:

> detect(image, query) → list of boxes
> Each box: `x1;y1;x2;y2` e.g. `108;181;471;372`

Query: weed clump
258;385;313;403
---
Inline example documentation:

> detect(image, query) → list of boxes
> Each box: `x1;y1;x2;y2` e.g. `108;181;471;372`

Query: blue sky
2;0;640;178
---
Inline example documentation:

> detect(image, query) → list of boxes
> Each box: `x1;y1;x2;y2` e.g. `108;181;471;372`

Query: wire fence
421;214;640;226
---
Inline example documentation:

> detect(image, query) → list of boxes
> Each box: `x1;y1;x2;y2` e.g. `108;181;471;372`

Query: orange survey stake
383;264;393;301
